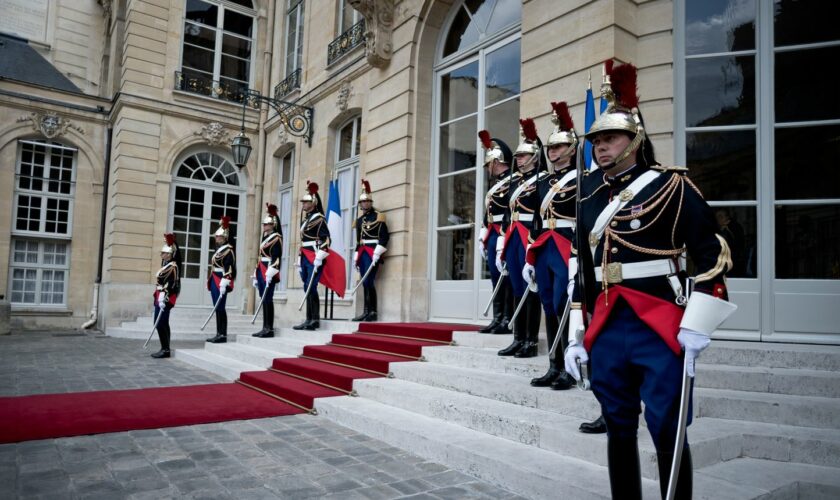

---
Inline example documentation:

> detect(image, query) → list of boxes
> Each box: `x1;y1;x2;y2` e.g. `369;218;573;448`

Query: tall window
338;0;361;33
285;0;305;76
10;140;77;306
181;0;256;96
277;149;295;290
335;117;363;288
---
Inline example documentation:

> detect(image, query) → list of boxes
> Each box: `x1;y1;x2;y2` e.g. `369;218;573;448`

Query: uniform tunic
299;210;331;290
354;209;390;287
255;230;282;302
208;243;236;310
503;168;549;297
153;261;179;334
481;169;518;289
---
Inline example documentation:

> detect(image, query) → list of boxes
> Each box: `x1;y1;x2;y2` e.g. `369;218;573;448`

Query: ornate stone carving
194;122;231;147
98;0;113;19
277;125;288;144
17;112;84;139
349;0;394;69
336;81;354;112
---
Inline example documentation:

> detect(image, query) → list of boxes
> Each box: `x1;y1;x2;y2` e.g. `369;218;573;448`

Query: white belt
213;267;224;273
491;214;504;222
260;257;271;262
541;218;575;229
361;239;378;244
511;212;534;222
301;241;317;248
594;259;677;284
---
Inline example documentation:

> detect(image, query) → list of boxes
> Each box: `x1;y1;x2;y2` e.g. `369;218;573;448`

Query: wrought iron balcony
274;68;301;100
175;70;258;107
328;19;366;66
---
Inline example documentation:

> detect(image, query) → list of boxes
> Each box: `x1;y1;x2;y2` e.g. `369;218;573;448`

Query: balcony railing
175;70;258;107
274;68;301;100
327;19;366;66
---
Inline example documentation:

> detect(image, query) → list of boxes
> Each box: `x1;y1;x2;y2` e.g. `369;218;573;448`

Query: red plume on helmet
550;101;574;131
362;179;371;195
605;60;640;110
164;233;176;246
519;118;538;142
220;216;230;228
266;203;278;217
478;130;493;149
307;181;319;195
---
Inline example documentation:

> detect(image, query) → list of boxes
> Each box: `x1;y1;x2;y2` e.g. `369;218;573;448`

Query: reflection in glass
443;7;480;58
775;125;840;200
485;0;521;34
437;172;476;227
485;39;520;106
775;46;840;123
441;62;479;122
714;206;757;278
685;0;755;55
774;0;840;47
775;204;840;279
339;122;354;160
439;116;478;175
686;130;756;200
485;97;520;154
686;55;755;127
436;228;475;280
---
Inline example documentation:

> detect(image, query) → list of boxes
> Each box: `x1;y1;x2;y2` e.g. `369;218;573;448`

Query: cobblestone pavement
0;331;523;500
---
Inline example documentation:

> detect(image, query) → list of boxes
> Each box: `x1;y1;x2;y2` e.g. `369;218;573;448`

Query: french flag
321;179;347;297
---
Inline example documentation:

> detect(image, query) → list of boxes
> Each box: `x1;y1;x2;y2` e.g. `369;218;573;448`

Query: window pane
686;130;756;201
485;0;521;34
484;97;520;154
485;39;520;106
184;21;216;50
183;45;215;74
440;61;478;122
685;55;755;127
185;0;218;26
437;172;476;227
685;0;755;55
775;204;840;279
443;7;480;58
222;33;251;58
223;9;253;37
436;228;474;280
775;46;840;123
439;116;478;175
713;206;757;278
775;125;840;200
774;0;840;47
339;123;354;161
221;54;249;80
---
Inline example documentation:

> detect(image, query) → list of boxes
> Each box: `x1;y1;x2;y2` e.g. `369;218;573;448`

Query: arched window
441;0;521;59
176;151;240;185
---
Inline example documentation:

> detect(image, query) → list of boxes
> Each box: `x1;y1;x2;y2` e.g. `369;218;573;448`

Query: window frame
338;0;361;34
334;116;363;289
276;148;296;291
8;238;71;307
12;140;77;240
285;0;306;77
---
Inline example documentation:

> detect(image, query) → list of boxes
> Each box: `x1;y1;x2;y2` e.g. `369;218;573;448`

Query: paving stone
314;471;365;493
389;478;435;495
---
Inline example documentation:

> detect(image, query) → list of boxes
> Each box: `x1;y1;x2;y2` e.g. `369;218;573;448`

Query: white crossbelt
301;241;317;248
260;257;271;262
491;214;504;222
213;267;225;272
594;259;677;283
541;218;574;229
512;212;534;222
361;238;378;244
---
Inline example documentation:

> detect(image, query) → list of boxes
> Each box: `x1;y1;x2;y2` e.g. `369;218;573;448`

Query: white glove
479;245;487;261
251;276;258;288
354;252;360;267
564;309;588;381
478;228;489;260
295;255;301;270
522;263;536;286
313;249;328;269
157;294;166;309
678;328;710;378
372;244;387;265
219;278;230;295
265;266;279;282
495;252;504;274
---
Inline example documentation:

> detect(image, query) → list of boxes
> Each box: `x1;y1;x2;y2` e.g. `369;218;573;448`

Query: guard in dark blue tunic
252;203;283;338
206;216;236;344
498;118;549;358
151;233;181;358
477;131;517;334
564;61;738;499
523;102;578;389
352;180;389;322
295;181;330;331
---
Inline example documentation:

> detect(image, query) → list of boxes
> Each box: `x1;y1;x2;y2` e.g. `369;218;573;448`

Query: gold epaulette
651;165;689;174
352;219;357;229
376;212;386;223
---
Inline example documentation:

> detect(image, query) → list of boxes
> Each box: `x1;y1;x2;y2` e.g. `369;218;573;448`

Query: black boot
293;293;310;330
305;292;320;330
579;415;607;434
491;281;513;334
514;293;541;358
479;287;503;333
531;313;561;386
254;302;275;337
352;287;370;321
607;435;643;500
498;294;526;356
252;301;270;337
366;286;378;322
657;444;692;500
151;323;171;358
206;313;227;343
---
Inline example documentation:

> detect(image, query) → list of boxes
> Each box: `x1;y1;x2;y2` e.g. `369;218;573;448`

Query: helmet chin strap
516;153;538;172
598;124;645;172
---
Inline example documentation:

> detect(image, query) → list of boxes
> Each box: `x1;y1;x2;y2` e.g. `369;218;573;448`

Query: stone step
451;330;548;352
234;329;334;346
173;349;261;381
696;457;840;498
125;317;359;332
701;340;840;372
203;342;291;369
696;388;840;429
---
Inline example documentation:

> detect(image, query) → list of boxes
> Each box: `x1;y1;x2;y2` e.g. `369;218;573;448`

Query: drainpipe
82;126;112;329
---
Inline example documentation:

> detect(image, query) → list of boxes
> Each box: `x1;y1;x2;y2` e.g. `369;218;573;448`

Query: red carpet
0;383;302;444
1;321;481;443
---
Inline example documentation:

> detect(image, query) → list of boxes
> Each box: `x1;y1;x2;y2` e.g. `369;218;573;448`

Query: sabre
574;326;591;391
508;286;533;325
666;277;695;500
251;284;269;324
298;268;318;311
350;261;376;295
482;264;508;317
143;306;165;350
548;295;572;360
200;292;225;331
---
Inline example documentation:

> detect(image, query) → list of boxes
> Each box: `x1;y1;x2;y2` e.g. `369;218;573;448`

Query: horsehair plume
307;181;319;194
604;59;614;77
362;179;371;194
220;215;230;228
606;60;639;109
266;203;278;217
519;118;538;142
551;101;574;131
478;130;493;149
164;233;176;246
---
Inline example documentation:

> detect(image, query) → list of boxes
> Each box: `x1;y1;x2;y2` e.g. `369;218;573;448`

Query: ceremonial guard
352;180;390;322
206;216;236;344
523;102;577;389
564;61;737;499
477;131;516;334
295;181;330;331
151;233;181;358
252;204;282;338
498;119;549;358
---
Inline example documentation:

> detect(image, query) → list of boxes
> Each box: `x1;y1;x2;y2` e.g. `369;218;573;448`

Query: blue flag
584;87;596;169
600;93;608;114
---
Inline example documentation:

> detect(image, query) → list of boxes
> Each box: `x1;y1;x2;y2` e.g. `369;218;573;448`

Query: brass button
611;247;618;254
610;221;618;227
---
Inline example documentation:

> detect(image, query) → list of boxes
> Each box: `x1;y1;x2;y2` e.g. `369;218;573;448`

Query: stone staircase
114;309;840;499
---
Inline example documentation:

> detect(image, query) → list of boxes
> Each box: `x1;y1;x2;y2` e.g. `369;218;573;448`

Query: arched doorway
429;0;521;321
169;151;246;306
